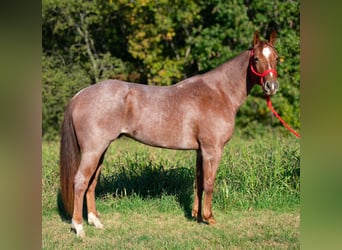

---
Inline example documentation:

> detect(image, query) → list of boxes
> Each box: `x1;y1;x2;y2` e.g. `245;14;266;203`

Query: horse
60;31;279;237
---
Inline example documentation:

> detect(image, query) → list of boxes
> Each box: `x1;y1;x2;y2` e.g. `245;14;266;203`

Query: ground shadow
57;163;195;221
96;163;194;220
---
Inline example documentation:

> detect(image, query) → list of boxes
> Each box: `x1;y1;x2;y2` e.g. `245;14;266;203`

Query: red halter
249;49;278;85
249;49;301;138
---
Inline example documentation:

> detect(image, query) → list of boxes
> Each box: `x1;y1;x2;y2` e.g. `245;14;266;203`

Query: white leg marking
88;212;104;229
71;219;85;237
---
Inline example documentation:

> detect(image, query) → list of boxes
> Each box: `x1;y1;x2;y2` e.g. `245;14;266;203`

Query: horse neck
210;50;254;111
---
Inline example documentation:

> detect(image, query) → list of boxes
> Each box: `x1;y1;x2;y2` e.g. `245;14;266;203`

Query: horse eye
254;57;259;63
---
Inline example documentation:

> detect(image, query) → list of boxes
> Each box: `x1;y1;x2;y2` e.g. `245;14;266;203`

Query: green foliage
42;54;91;139
125;0;201;85
42;0;300;139
42;0;130;83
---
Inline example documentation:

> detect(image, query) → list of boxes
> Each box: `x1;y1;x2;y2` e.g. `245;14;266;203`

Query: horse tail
59;103;80;217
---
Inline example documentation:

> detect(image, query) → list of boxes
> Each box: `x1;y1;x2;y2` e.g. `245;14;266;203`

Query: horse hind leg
71;150;105;237
86;150;107;229
86;165;104;229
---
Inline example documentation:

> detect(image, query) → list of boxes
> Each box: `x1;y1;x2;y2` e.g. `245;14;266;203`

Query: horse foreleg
192;150;203;222
72;152;102;237
201;147;222;225
86;164;103;229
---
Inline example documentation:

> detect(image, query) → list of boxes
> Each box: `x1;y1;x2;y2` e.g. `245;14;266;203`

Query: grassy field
42;132;300;249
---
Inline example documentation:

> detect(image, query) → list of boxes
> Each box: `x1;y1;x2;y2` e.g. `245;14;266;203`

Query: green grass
42;133;300;249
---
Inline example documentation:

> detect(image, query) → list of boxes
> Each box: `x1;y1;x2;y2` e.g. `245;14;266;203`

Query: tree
42;54;91;139
42;0;129;83
125;0;201;85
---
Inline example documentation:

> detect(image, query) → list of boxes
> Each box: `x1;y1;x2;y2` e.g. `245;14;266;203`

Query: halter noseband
249;49;278;85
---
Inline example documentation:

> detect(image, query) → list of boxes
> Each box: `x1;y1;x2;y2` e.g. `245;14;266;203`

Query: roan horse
60;31;279;237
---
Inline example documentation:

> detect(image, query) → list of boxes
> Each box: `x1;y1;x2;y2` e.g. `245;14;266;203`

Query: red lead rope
266;96;301;138
250;49;301;138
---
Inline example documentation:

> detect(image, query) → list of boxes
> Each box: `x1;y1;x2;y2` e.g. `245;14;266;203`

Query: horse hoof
191;209;198;218
77;230;85;238
71;219;85;237
191;210;204;223
206;217;216;225
88;212;104;229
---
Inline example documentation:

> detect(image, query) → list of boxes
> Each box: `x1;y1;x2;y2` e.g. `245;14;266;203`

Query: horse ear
253;31;260;46
269;31;277;45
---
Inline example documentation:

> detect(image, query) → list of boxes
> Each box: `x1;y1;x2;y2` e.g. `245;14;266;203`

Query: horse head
250;31;279;96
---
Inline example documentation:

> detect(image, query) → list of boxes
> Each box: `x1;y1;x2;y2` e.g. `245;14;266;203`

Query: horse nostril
265;81;278;92
265;82;271;91
274;82;279;90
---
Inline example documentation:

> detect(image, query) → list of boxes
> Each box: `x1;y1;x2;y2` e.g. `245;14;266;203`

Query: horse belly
133;132;198;150
123;117;198;150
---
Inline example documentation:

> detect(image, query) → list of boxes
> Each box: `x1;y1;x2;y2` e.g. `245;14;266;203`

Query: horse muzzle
264;81;279;96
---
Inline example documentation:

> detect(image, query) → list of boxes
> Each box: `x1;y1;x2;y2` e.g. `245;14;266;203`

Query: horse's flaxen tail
59;103;80;217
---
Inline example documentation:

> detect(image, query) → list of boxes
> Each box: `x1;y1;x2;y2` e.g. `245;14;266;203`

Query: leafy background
42;0;300;140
